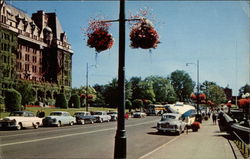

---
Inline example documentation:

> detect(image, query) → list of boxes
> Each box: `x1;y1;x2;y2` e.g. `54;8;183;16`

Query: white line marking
0;120;158;147
138;135;181;159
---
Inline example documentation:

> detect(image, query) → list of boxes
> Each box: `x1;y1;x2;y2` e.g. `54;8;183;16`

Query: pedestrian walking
212;113;217;124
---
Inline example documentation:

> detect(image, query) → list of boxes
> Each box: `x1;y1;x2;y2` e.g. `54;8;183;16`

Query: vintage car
92;111;111;123
0;111;43;130
42;111;76;127
157;113;186;135
74;111;96;124
107;111;118;121
133;111;147;118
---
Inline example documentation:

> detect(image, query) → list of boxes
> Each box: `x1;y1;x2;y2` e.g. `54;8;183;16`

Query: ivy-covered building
0;1;73;105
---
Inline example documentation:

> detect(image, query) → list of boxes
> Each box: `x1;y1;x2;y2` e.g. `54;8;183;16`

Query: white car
133;111;147;118
0;111;43;130
92;111;111;123
42;111;76;127
107;111;118;121
157;113;186;135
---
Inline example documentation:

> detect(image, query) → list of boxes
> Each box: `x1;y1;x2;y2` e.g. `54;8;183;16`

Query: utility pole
86;62;89;112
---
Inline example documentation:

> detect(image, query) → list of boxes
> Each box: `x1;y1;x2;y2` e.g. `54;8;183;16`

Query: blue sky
9;1;249;95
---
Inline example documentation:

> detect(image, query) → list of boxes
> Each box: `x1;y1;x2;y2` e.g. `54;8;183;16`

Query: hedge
5;89;22;112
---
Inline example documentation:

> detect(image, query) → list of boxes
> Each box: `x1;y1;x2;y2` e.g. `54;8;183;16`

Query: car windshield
50;112;62;116
9;112;24;116
161;115;176;121
74;112;85;116
92;112;102;115
107;112;117;115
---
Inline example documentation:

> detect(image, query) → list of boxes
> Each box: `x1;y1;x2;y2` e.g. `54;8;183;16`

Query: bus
146;104;166;116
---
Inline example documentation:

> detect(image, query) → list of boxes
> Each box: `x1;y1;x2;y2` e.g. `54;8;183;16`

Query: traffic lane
127;122;176;159
0;116;158;137
0;117;175;159
1;127;116;159
0;117;159;145
0;117;159;147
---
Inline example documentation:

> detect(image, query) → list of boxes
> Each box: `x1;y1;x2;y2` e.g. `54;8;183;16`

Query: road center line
0;120;158;147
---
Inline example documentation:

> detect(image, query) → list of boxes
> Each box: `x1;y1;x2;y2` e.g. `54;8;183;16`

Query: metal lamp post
186;60;200;115
114;0;126;158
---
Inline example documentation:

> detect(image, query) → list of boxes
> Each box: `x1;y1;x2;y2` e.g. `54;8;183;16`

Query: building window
32;65;37;73
25;64;29;71
33;49;37;54
25;54;29;61
39;67;42;73
25;46;29;52
32;56;37;63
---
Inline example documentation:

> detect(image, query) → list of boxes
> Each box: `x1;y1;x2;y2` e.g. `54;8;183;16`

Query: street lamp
114;0;126;158
186;60;200;116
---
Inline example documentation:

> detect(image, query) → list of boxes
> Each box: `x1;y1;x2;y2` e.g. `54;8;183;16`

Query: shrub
55;93;67;108
68;94;80;108
191;121;201;132
5;89;22;112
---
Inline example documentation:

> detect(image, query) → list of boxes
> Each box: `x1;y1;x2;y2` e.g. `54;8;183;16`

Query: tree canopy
169;70;195;102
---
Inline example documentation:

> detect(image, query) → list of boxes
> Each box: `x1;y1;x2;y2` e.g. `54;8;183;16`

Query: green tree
132;99;143;110
15;82;35;106
55;93;67;108
103;78;132;107
145;76;177;103
169;70;195;102
239;84;250;97
5;89;22;112
68;94;80;108
201;81;217;103
130;77;142;101
137;81;155;102
125;99;132;112
207;85;227;105
93;84;106;106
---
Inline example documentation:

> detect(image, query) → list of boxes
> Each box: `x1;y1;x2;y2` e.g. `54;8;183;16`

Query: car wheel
16;123;22;130
158;130;163;134
100;118;103;123
57;121;62;127
69;121;74;126
90;120;94;124
176;129;181;136
33;123;39;129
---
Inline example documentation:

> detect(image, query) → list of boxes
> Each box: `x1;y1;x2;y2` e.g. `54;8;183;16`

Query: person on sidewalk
212;112;217;124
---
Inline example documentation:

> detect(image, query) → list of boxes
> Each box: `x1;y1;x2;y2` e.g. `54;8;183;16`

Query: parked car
0;111;43;130
92;111;111;123
157;113;186;135
42;111;76;127
74;111;96;124
133;111;146;118
107;111;118;121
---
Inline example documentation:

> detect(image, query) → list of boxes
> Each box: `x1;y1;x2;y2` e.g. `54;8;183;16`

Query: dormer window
30;21;36;33
15;14;22;27
23;17;28;31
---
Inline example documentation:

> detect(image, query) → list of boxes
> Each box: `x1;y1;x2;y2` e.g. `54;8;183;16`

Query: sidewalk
140;119;244;159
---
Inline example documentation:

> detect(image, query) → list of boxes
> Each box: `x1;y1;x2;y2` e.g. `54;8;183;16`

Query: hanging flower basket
130;19;159;49
87;28;114;53
85;20;114;53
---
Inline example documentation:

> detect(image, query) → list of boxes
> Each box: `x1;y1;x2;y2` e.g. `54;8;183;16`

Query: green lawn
0;107;118;118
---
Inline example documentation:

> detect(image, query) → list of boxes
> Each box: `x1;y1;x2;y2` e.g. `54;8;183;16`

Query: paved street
0;116;180;159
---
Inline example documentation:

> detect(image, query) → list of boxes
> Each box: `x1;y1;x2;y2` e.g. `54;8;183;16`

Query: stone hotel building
0;0;73;105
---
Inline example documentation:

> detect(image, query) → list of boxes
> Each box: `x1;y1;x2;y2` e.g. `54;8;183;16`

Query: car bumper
157;127;180;133
0;122;17;129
